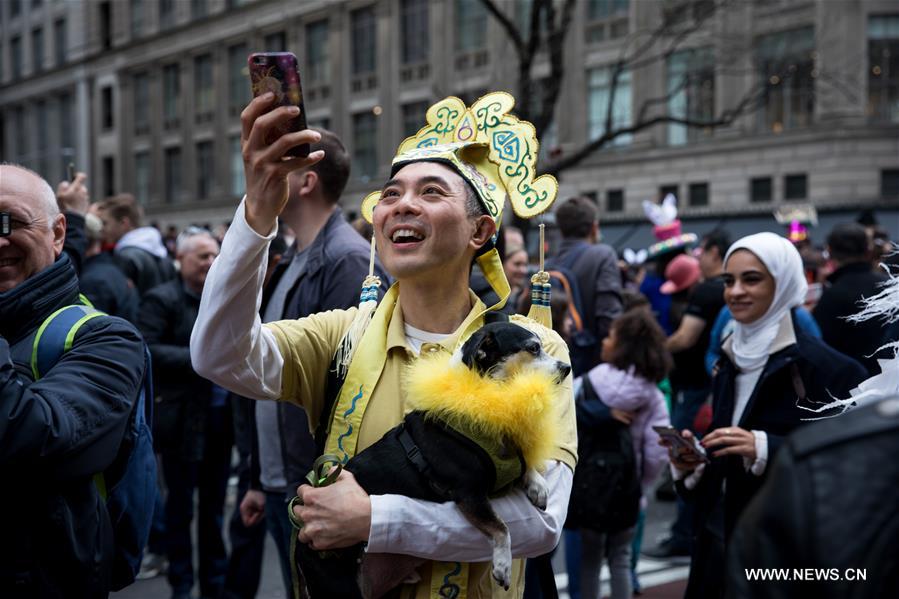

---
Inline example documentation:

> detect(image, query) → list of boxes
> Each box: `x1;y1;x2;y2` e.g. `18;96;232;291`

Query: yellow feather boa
405;353;560;472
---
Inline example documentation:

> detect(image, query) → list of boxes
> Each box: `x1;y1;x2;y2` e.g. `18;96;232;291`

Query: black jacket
552;239;623;371
727;397;899;599
681;312;867;599
813;262;889;376
248;209;388;491
115;246;176;296
0;254;145;598
138;277;226;460
80;252;140;324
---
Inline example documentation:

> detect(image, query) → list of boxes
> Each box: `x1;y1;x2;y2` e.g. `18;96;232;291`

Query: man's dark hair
827;223;869;263
555;196;598;239
97;194;142;227
702;228;731;260
309;129;350;203
605;310;673;383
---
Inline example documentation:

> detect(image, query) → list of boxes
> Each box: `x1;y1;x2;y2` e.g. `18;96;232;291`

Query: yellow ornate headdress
357;92;559;322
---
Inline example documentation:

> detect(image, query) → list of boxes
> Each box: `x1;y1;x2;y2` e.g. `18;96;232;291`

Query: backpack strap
31;304;105;380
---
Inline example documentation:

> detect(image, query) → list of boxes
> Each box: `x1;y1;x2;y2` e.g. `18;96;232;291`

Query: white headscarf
724;232;808;370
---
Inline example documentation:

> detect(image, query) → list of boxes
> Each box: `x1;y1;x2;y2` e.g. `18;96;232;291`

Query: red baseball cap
661;254;701;295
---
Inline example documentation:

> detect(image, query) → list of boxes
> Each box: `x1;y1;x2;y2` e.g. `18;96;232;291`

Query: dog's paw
492;555;512;591
523;469;548;510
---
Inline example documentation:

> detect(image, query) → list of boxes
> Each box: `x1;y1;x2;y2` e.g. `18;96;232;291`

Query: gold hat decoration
361;91;558;226
358;92;559;327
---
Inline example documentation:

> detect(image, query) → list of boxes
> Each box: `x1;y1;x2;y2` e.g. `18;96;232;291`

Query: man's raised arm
190;93;324;399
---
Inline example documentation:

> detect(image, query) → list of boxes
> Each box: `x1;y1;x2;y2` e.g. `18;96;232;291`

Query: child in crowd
573;309;672;599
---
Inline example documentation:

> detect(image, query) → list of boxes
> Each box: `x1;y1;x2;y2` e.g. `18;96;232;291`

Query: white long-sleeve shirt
190;199;572;561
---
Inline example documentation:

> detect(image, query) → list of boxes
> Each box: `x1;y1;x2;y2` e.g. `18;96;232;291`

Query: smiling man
0;164;145;598
191;93;577;598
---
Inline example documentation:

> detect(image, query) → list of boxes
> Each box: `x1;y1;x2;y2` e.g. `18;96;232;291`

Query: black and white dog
294;321;570;599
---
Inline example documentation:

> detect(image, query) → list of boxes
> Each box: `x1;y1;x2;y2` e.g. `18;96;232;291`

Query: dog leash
286;454;343;599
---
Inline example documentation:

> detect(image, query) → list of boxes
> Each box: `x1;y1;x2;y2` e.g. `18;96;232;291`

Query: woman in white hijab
663;232;867;599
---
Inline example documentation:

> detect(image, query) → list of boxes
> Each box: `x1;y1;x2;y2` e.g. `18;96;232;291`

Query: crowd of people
2;87;897;599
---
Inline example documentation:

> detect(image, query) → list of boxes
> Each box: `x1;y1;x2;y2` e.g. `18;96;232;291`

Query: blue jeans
264;490;294;597
163;407;231;597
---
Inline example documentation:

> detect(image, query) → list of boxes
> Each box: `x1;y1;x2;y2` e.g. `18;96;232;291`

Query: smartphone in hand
653;425;710;463
247;52;310;158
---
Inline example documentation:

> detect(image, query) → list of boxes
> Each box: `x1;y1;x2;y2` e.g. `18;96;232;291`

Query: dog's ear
460;329;498;374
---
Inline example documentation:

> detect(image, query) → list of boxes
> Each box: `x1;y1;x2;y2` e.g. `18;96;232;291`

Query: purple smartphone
248;52;310;158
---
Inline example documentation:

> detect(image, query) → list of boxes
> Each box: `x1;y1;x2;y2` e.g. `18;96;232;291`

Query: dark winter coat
681;310;867;599
0;254;145;598
554;239;623;370
248;209;388;491
138;277;221;460
80;252;140;324
727;396;899;599
813;261;889;376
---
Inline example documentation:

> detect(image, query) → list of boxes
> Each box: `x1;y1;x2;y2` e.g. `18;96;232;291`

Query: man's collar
386;289;486;354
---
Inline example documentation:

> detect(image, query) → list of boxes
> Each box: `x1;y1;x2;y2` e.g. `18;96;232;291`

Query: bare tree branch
477;0;524;55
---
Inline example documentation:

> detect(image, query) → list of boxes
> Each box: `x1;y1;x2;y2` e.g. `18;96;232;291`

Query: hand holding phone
240;52;324;235
654;425;709;466
248;52;309;158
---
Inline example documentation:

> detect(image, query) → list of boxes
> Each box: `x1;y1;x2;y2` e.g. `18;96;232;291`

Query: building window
688;182;709;207
587;66;632;146
401;0;429;65
99;2;112;50
402;100;430;137
11;0;21;18
880;169;899;198
14;106;27;164
668;47;714;145
163;63;180;128
101;86;114;130
102;156;115;197
351;7;377;76
194;54;214;122
134;152;150;205
659;184;679;201
868;15;899;122
164;147;181;203
455;0;487;52
196;141;214;199
159;0;175;29
191;0;206;20
58;92;73;177
756;26;815;133
784;173;807;200
353;112;377;181
750;176;772;203
54;19;66;66
230;135;244;196
585;0;629;44
133;72;150;135
228;43;249;115
31;27;44;73
11;36;22;79
130;0;144;37
306;20;330;85
264;31;286;52
36;101;49;178
607;188;624;212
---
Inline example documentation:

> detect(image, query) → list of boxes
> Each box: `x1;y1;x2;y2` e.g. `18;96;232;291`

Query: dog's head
454;322;571;383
